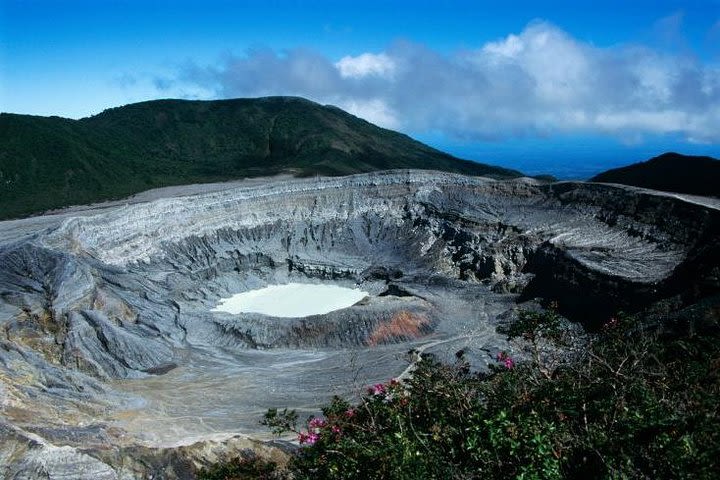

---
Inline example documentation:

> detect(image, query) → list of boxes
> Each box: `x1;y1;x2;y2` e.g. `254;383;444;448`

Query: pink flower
369;383;386;395
308;417;326;429
331;425;341;434
345;408;355;418
497;351;514;369
298;431;319;445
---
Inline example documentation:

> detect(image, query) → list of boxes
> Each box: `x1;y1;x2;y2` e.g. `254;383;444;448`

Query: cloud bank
174;22;720;143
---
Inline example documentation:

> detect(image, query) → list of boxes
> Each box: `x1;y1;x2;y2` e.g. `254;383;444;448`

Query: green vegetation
590;152;720;197
201;305;720;479
199;455;282;480
0;97;521;219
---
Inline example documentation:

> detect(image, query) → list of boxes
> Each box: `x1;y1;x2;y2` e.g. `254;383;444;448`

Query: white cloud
474;23;591;106
335;53;396;79
337;98;398;129
482;34;524;58
594;110;688;132
176;21;720;143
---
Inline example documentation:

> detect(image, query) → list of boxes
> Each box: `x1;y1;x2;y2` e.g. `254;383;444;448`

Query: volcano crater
1;170;718;475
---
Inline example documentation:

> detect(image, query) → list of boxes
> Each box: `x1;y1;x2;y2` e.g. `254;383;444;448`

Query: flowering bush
203;307;720;480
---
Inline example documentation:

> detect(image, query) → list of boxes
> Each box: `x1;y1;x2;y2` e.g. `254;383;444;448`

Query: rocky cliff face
1;170;718;478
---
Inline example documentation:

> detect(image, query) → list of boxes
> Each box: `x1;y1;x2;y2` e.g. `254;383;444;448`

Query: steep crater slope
0;170;718;478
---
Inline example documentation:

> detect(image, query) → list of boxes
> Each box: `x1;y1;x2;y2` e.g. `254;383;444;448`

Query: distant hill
0;97;521;219
590;152;720;197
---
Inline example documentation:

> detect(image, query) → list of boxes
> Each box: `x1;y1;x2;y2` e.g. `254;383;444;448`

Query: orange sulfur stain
367;311;430;346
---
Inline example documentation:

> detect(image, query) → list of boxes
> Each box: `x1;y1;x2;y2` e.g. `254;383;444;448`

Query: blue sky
1;0;719;178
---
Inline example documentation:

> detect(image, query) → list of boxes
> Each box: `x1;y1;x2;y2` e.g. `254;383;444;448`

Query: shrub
207;307;720;479
198;455;285;480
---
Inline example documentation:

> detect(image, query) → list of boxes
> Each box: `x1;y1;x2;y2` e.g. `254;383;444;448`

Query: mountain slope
0;97;521;219
590;152;720;197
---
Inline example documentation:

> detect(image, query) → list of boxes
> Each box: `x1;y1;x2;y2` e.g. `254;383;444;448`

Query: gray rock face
0;422;119;480
0;170;718;478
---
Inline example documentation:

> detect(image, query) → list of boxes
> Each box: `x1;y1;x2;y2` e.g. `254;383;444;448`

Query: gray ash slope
0;170;718;478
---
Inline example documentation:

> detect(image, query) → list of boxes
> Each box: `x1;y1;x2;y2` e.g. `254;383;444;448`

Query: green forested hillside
590;152;720;197
0;97;521;219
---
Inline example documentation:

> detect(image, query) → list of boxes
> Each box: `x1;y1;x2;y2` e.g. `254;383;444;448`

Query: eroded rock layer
1;170;718;478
